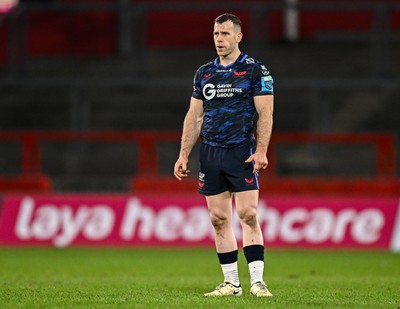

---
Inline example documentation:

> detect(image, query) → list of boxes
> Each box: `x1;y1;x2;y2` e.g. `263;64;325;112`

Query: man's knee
209;211;229;231
237;207;258;227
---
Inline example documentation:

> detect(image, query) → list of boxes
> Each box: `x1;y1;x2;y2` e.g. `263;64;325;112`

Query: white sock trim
248;260;264;285
221;261;240;286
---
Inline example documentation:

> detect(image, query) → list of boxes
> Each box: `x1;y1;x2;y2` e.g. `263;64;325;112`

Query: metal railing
0;130;396;176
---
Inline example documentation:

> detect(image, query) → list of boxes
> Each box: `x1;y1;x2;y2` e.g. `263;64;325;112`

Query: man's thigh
233;189;259;215
205;191;233;217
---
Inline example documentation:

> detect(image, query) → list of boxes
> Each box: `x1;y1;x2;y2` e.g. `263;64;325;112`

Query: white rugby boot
204;279;242;297
250;281;273;297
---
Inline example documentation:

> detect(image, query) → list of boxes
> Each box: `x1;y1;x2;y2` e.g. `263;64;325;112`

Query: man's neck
219;50;241;66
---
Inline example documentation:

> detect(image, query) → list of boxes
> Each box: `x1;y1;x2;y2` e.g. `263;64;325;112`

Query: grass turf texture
0;248;399;308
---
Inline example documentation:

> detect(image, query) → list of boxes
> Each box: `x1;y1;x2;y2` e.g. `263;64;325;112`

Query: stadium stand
0;0;399;194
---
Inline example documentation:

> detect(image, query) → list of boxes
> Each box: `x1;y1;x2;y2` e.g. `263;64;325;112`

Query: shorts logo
199;172;205;181
198;172;205;189
245;177;254;184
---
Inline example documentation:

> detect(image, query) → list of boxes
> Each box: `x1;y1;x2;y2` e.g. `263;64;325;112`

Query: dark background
0;0;399;192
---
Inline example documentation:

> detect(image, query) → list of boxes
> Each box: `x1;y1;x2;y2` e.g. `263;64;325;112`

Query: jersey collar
213;53;248;68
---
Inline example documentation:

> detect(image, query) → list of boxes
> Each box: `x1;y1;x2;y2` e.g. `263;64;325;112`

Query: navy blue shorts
198;143;259;196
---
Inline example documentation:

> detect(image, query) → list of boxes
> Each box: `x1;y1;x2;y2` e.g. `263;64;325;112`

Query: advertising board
0;194;399;251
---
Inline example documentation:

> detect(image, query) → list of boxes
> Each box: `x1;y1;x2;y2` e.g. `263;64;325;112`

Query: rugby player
174;13;274;297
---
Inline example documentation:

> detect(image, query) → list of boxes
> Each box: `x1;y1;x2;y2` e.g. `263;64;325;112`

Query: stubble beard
217;47;233;60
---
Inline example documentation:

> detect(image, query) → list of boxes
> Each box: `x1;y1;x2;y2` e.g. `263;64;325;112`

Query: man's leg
234;190;273;296
234;190;263;246
204;191;242;296
206;191;237;253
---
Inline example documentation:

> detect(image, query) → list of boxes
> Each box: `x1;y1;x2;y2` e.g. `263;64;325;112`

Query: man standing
174;13;274;297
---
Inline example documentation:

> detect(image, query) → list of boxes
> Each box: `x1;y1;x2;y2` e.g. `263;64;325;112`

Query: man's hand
174;157;191;181
245;152;268;174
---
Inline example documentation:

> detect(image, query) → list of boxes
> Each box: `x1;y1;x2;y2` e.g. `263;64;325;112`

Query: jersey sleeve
191;68;203;100
251;63;274;96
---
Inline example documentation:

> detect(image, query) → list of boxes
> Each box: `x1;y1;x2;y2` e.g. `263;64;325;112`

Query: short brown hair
215;13;242;29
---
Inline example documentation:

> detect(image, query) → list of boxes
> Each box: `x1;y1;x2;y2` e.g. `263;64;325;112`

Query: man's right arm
174;97;204;180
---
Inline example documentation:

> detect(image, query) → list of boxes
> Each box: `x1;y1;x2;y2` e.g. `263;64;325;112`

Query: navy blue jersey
192;53;273;148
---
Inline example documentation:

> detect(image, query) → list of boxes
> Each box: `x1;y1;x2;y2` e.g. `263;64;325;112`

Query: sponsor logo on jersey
202;83;243;100
245;58;255;64
203;73;211;79
216;69;232;72
261;65;270;75
233;71;246;77
203;83;216;100
261;75;273;92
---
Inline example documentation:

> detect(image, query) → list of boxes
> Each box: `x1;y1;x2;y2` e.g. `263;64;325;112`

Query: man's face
213;21;242;58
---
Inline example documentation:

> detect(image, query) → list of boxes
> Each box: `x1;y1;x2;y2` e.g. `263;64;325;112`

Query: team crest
261;75;273;92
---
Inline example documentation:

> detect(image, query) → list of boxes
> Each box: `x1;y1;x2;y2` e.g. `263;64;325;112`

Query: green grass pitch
0;247;399;308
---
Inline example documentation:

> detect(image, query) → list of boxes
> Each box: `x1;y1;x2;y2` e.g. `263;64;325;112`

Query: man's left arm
245;95;274;173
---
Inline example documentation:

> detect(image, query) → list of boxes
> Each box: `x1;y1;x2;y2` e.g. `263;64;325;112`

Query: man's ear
236;31;243;43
